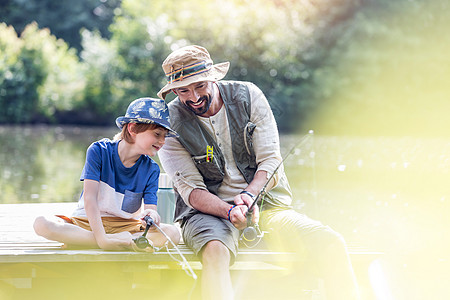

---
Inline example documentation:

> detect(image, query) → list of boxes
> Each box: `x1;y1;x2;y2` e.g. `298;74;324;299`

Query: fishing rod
133;216;198;280
240;130;314;247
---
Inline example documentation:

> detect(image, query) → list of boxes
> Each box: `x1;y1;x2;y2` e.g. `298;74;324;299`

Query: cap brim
157;62;230;100
161;125;179;138
115;117;178;137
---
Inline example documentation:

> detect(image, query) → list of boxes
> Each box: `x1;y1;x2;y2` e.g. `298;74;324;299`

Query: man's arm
231;83;284;223
159;137;250;228
190;188;251;230
158;136;208;208
248;82;283;187
189;189;232;218
232;170;267;225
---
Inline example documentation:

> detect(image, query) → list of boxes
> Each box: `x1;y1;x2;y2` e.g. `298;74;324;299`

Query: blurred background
1;0;449;299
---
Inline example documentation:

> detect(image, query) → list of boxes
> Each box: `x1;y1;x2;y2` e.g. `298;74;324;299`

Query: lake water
1;125;449;298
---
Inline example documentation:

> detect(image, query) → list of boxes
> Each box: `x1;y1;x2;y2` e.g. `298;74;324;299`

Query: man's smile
183;94;212;115
188;97;206;107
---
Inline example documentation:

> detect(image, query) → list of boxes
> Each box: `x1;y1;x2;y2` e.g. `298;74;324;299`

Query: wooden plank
0;203;382;300
0;247;300;264
0;202;76;245
0;203;381;265
0;203;303;265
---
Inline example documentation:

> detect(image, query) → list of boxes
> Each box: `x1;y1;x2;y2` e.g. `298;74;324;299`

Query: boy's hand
141;209;161;227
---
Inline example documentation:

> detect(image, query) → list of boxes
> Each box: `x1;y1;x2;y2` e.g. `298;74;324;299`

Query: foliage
77;16;172;125
77;30;124;125
0;0;121;53
1;0;449;134
0;22;85;123
0;23;43;123
23;24;86;118
100;0;362;131
308;0;450;136
108;9;171;105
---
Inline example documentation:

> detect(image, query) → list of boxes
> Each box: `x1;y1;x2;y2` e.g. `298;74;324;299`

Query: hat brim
157;62;230;100
115;117;178;137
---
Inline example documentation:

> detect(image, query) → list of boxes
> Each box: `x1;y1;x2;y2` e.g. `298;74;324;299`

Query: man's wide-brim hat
157;45;230;100
116;97;178;137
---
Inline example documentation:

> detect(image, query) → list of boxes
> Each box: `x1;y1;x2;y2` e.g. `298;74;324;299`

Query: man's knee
301;227;348;256
325;230;347;251
201;240;231;266
310;229;350;260
157;224;181;245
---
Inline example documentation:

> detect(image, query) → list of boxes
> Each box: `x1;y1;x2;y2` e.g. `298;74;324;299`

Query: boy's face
173;81;214;116
134;126;168;157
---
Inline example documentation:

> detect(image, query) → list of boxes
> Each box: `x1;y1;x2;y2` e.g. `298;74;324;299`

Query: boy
34;97;180;251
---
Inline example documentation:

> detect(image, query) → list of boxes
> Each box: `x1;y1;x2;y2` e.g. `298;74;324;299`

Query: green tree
103;0;361;132
308;0;450;136
0;0;121;53
78;30;125;125
0;22;85;123
75;4;172;125
22;23;86;120
3;0;447;135
0;23;44;123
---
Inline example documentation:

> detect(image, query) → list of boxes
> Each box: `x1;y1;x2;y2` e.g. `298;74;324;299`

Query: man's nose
192;89;201;100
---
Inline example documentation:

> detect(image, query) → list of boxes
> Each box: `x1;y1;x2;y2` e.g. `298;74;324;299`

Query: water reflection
0;125;119;204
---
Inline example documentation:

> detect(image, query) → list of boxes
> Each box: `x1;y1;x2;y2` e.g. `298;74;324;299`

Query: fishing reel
133;216;155;249
240;223;264;248
239;209;264;248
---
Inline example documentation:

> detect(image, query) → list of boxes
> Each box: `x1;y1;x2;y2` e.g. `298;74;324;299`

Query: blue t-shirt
72;138;160;219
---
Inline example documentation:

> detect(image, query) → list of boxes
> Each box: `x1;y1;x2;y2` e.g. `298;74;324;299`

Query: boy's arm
83;179;130;250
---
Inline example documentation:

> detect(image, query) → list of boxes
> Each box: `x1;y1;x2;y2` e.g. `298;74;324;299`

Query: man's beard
184;95;212;116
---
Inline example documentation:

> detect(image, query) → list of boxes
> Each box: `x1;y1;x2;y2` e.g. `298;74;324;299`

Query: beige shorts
56;215;144;234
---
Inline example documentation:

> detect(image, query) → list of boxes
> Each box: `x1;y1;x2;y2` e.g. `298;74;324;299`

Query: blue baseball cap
115;97;178;137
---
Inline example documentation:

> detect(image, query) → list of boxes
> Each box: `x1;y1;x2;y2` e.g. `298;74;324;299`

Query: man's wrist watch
240;190;255;199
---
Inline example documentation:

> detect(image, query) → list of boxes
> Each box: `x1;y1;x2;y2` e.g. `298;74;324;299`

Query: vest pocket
192;154;224;182
244;122;256;157
244;122;257;168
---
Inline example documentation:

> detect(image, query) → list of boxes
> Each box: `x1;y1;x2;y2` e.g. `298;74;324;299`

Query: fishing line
310;130;318;218
152;221;198;300
152;220;198;281
241;130;315;247
248;130;314;212
134;216;198;280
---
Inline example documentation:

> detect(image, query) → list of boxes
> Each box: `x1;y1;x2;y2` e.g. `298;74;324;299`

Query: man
157;45;359;299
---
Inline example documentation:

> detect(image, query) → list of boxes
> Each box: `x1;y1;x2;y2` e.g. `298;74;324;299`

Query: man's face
173;81;214;116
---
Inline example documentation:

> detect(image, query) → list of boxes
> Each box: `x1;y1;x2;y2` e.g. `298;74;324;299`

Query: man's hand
233;192;259;224
229;204;249;230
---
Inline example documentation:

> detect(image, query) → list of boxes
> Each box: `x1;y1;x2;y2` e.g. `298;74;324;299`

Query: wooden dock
0;203;382;300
